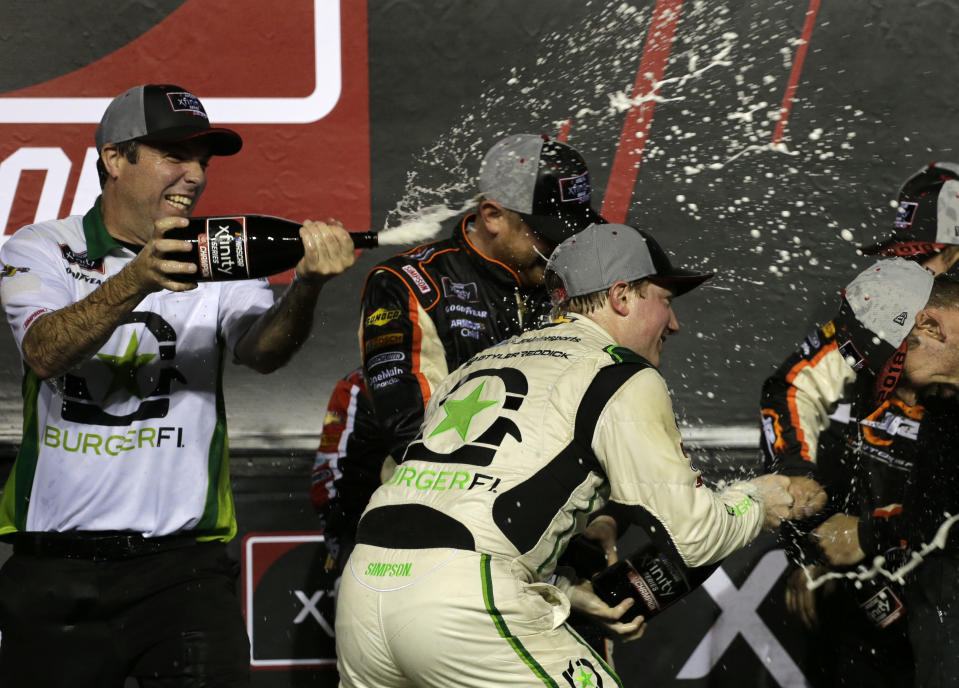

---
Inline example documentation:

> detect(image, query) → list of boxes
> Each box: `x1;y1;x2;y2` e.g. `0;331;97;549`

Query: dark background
1;1;958;685
1;0;957;447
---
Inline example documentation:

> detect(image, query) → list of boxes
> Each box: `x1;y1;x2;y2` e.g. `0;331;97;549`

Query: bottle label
200;217;250;280
860;584;906;628
626;569;662;612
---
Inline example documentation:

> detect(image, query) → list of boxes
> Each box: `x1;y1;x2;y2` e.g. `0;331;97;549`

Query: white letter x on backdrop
676;549;810;687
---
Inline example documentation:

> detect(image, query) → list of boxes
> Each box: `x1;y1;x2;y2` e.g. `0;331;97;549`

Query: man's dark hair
96;140;140;188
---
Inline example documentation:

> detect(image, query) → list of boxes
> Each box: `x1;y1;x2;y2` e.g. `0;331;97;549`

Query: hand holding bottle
567;579;647;642
784;565;828;629
294;220;356;286
127;216;202;293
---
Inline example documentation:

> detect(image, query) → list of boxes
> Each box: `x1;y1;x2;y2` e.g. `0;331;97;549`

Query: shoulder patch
603;345;652;366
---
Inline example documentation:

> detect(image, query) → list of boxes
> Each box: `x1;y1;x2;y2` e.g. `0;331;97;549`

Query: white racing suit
335;314;768;687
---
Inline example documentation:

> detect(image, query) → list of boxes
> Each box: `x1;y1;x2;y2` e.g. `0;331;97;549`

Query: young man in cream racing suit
334;224;804;688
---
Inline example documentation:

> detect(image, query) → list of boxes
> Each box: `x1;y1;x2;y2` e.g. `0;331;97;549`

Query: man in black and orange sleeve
760;163;959;687
760;162;959;495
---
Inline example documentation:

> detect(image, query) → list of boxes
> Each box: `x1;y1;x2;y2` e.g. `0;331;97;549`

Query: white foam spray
375;198;477;246
803;512;959;591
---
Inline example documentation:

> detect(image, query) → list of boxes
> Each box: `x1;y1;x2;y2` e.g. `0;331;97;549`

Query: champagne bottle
854;576;906;628
590;545;716;622
165;214;378;281
851;547;909;629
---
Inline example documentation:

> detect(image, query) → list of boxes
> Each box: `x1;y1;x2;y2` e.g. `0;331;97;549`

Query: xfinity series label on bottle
198;217;250;280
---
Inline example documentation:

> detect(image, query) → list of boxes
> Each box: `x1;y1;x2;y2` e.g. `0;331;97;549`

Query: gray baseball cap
833;258;935;402
478;134;605;244
545;223;713;298
834;258;934;378
95;84;242;155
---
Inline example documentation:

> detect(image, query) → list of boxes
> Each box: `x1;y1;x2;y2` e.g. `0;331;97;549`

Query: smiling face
101;138;213;244
621;280;679;366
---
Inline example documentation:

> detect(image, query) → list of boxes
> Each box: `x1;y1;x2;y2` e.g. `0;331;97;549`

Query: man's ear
609;281;631;316
915;309;946;343
477;200;507;236
100;145;123;181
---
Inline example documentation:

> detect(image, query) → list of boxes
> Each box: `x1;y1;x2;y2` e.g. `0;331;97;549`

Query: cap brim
858;237;946;257
646;270;714;296
137;126;243;156
520;205;606;244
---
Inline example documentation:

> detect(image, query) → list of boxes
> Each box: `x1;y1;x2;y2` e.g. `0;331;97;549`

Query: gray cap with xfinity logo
545;223;713;298
478;134;605;244
95;84;242;156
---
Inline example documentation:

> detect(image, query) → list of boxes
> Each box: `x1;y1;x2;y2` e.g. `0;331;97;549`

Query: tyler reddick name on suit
42;425;186;455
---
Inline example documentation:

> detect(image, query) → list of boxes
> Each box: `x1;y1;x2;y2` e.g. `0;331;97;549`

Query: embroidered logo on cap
166;91;208;119
559;172;591;204
893;311;908;326
894;201;919;230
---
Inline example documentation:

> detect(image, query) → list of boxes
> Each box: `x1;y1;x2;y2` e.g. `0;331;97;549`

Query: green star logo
97;331;156;400
429;381;497;441
576;666;596;688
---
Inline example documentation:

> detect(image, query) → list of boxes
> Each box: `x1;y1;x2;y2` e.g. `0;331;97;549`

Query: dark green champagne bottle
590;545;716;622
165;214;377;281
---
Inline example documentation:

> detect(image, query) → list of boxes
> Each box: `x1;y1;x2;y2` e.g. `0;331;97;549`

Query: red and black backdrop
1;1;956;685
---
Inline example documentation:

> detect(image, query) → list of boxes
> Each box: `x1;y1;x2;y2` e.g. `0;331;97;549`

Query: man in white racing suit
334;223;806;687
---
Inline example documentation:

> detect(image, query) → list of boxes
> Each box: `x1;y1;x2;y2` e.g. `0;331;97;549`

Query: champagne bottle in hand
166;214;377;281
591;545;717;622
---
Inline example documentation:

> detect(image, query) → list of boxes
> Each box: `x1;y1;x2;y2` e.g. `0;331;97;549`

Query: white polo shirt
0;199;273;539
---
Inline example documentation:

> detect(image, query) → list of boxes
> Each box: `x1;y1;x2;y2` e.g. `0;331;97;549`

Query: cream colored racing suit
335;314;768;687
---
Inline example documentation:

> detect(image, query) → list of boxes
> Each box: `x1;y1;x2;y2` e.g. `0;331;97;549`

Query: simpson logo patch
367;351;405;369
23;308;50;329
401;265;432;294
